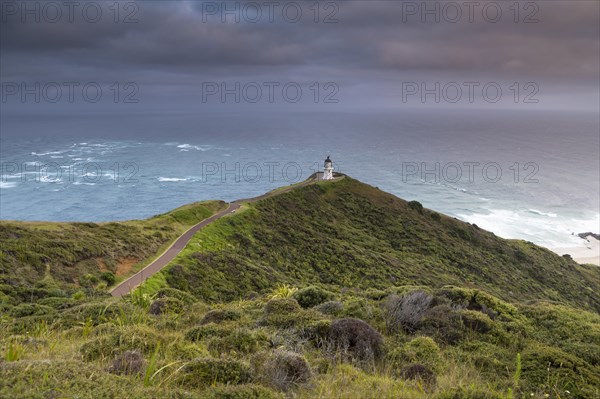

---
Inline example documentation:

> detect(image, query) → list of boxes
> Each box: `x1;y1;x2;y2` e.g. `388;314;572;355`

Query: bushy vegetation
1;177;598;398
1;281;599;398
0;201;226;294
155;178;599;312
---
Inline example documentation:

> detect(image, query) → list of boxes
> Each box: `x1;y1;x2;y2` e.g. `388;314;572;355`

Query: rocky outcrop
578;232;600;240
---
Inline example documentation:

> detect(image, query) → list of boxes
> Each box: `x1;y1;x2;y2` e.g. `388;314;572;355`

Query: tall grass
267;284;298;299
4;341;25;361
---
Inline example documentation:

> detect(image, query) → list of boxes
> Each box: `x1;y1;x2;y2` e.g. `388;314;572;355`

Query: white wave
50;155;64;159
0;182;17;188
40;176;62;183
528;209;558;218
158;177;188;182
457;208;600;248
31;151;64;156
73;181;96;186
177;144;213;151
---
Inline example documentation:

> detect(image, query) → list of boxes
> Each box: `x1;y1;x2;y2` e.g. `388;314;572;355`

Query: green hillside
149;177;599;311
1;177;598;398
0;200;226;299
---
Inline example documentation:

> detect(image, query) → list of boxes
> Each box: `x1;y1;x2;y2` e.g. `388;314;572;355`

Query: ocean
1;109;598;249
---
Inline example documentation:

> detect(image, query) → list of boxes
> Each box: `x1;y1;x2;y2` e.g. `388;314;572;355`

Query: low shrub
399;363;436;386
100;272;116;286
264;298;301;314
148;297;184;316
259;298;322;329
185;323;231;342
107;350;145;375
200;309;241;325
9;303;55;318
342;298;374;321
520;344;600;398
327;318;383;361
300;319;332;344
177;357;251;388
199;384;283;399
385;290;433;333
208;329;267;356
435;387;504;399
60;301;134;327
252;350;312;391
408;200;424;213
364;288;387;301
315;301;343;316
292;286;332;308
459;310;494;334
80;325;163;361
155;287;197;304
387;336;441;371
418;305;464;344
36;297;76;310
438;287;519;322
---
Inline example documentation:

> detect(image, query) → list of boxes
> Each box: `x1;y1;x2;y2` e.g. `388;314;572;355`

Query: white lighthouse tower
323;155;334;180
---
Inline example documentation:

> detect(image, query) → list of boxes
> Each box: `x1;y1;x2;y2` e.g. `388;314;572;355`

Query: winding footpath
110;174;333;297
110;203;240;297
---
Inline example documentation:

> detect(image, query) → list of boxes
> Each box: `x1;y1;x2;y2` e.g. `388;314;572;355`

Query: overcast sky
1;0;599;112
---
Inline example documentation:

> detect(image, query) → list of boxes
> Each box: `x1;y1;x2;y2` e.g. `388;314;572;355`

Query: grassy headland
1;177;598;398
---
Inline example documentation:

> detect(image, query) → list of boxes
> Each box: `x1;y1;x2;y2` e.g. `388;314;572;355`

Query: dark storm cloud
0;0;598;111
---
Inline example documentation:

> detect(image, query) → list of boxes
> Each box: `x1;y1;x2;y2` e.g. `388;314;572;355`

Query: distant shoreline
551;235;600;266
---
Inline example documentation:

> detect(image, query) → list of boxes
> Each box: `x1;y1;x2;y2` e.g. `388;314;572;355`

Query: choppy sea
1;109;598;249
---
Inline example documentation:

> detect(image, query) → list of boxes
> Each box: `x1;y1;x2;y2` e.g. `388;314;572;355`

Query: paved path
110;173;338;297
110;203;241;297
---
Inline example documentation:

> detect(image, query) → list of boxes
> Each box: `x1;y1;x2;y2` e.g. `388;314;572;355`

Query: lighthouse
323;156;334;180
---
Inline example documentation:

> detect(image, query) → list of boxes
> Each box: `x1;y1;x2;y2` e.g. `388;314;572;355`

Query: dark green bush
208;330;267;356
100;272;116;286
300;319;332;344
80;326;163;361
364;288;387;300
459;310;494;334
36;296;76;310
155;287;197;304
148;297;184;316
292;286;332;308
107;350;145;375
342;298;374;321
387;336;441;371
327;318;383;361
60;301;134;327
315;301;343;316
418;305;464;344
199;384;283;399
200;309;241;325
435;387;504;399
177;357;251;388
520;345;600;398
408;200;424;213
399;363;436;386
9;303;55;318
259;298;322;329
264;298;301;314
185;323;231;342
251;350;312;391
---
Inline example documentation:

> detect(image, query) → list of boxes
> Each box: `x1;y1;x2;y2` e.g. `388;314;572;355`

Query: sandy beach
551;235;600;266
